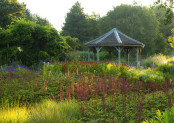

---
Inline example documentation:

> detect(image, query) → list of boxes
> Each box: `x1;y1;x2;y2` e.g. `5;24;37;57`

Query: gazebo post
96;47;102;62
93;49;96;61
139;47;142;69
127;50;129;66
136;47;139;69
126;49;131;66
115;47;122;65
88;48;90;61
118;47;121;65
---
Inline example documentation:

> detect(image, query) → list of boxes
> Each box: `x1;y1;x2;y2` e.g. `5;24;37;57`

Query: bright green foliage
156;63;174;80
0;105;29;123
0;99;81;123
0;19;71;66
143;106;174;123
64;36;79;51
168;28;174;48
0;0;26;28
143;54;167;68
167;57;174;63
99;5;160;56
62;2;89;43
48;61;128;76
28;100;81;123
125;68;165;83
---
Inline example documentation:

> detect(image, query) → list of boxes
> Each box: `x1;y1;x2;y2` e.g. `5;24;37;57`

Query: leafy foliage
153;0;174;25
143;106;174;123
143;54;167;68
24;9;52;26
62;2;89;43
156;63;174;80
99;5;161;56
168;28;174;48
1;60;174;122
0;0;26;28
0;19;71;66
125;68;165;83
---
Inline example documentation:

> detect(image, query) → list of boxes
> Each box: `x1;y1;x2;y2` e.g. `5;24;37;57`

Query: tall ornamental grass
0;99;81;123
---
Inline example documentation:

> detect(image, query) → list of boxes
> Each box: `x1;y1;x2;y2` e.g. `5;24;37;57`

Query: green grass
0;99;81;123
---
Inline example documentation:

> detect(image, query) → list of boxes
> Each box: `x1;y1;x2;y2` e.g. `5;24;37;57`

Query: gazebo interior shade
85;28;145;47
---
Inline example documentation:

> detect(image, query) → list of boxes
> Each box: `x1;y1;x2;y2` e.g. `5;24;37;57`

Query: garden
0;54;174;122
1;0;174;122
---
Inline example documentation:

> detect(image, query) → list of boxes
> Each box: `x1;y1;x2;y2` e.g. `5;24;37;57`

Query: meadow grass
0;99;81;123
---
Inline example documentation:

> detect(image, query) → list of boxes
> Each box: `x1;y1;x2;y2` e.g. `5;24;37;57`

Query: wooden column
88;48;90;61
93;49;96;61
136;47;139;69
96;47;102;62
115;47;122;65
126;49;131;66
118;47;121;65
139;47;142;69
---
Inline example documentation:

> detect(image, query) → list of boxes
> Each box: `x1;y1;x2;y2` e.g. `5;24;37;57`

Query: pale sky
18;0;157;31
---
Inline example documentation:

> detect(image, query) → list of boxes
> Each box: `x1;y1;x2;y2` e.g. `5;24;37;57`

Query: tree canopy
62;2;89;43
24;9;51;26
0;19;76;66
99;4;169;56
0;0;26;28
168;28;174;48
153;0;174;24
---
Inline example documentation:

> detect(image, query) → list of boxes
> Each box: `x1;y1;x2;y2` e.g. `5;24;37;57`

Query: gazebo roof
85;28;145;47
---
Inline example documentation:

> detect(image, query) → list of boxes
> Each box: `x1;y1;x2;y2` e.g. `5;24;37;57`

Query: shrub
156;63;174;80
167;57;174;64
125;68;165;83
143;106;174;123
143;54;167;68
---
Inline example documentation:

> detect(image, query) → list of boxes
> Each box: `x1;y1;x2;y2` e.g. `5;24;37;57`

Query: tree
152;7;174;53
62;2;89;43
153;0;174;25
168;28;174;48
24;9;51;26
63;36;79;51
99;4;164;56
87;12;100;40
0;19;70;66
0;0;26;28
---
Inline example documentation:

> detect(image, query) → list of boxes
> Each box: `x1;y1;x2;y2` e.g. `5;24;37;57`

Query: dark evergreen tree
62;2;89;43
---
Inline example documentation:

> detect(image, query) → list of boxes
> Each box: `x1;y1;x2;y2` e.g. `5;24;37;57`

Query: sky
18;0;157;31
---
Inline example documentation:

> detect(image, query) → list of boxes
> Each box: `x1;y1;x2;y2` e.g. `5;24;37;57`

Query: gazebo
84;28;145;69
